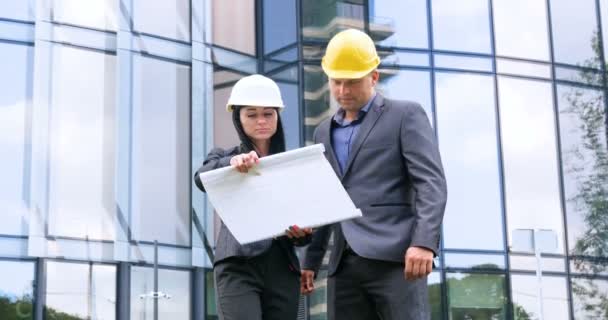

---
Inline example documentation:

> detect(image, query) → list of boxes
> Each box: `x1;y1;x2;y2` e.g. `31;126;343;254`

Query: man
300;29;447;320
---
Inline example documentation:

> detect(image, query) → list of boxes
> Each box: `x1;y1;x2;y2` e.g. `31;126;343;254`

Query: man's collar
333;92;377;125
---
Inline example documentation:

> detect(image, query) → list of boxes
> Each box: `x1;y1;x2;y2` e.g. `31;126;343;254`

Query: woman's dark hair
232;106;286;155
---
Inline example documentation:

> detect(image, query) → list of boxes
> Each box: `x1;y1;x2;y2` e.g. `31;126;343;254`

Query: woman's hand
230;151;259;173
285;225;313;239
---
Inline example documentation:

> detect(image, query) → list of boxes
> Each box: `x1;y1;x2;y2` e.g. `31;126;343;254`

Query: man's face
329;70;379;112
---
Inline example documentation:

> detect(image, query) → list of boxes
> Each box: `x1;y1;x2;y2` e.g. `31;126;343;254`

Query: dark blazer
303;94;448;276
194;146;310;273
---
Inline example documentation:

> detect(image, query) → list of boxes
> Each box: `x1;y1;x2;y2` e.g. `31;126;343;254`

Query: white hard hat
226;74;285;112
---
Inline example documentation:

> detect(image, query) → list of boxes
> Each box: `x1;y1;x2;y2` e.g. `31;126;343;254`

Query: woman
194;74;312;320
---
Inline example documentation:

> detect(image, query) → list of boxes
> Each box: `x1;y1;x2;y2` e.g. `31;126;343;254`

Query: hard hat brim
226;104;285;112
321;59;380;80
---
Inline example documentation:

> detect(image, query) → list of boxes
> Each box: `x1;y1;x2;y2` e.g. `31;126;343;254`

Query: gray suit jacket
194;146;310;273
302;94;447;276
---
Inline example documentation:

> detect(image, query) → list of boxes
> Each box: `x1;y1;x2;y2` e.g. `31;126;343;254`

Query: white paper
199;144;361;244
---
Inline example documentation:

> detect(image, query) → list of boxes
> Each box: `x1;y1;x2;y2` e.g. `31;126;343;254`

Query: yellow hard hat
321;29;380;79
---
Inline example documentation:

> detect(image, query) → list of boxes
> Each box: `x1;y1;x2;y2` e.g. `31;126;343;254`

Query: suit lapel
341;94;386;179
318;119;341;176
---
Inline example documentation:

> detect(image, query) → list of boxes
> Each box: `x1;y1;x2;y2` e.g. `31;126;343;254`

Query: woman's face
239;106;278;142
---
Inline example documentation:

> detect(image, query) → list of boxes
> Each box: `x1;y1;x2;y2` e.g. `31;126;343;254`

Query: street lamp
511;229;558;320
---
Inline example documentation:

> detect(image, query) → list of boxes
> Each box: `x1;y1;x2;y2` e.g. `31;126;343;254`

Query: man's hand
285;225;313;239
300;269;315;294
404;246;433;280
230;151;259;173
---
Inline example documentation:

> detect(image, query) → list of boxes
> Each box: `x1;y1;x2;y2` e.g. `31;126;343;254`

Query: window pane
436;73;503;250
445;253;505;270
130;266;191;320
511;274;569;320
264;0;297;54
132;56;191;246
309;270;328;320
0;43;32;236
303;65;329;144
45;261;116;320
571;277;608;319
53;0;117;31
0;260;35;320
447;273;507;319
371;0;428;48
493;0;550;61
302;1;364;41
133;0;190;41
496;58;552;79
550;0;599;66
509;255;566;272
428;272;442;320
498;77;564;254
432;0;491;53
48;46;116;241
0;1;34;21
601;0;608;66
212;0;255;54
276;78;301;150
557;85;607;260
434;54;493;72
377;69;433;121
205;270;217;318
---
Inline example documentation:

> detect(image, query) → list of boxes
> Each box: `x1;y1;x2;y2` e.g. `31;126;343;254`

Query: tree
561;30;608;318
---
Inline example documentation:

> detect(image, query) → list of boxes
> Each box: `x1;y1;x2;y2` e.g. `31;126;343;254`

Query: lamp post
511;229;558;320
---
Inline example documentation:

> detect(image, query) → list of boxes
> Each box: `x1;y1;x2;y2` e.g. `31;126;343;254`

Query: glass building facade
0;0;607;319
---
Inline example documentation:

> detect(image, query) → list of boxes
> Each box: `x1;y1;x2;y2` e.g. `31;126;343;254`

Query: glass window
0;43;32;236
205;270;217;318
213;70;241;149
212;0;255;54
303;65;330;144
557;85;607;259
0;1;34;21
493;0;550;61
308;270;328;320
276;77;301;150
371;0;428;48
45;261;116;320
555;65;604;86
434;54;493;72
0;260;35;320
511;274;569;320
133;0;190;42
53;0;117;31
428;272;442;320
431;0;491;53
376;69;433;122
130;266;191;320
447;273;507;319
302;1;364;41
550;0;599;67
436;73;503;250
380;50;429;68
570;258;608;276
496;58;552;79
445;253;505;270
131;55;191;246
48;45;116;241
571;277;608;319
509;254;566;272
498;77;564;254
264;0;297;54
601;0;608;66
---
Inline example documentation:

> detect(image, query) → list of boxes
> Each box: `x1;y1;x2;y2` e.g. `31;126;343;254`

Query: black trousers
214;242;300;320
327;250;430;320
